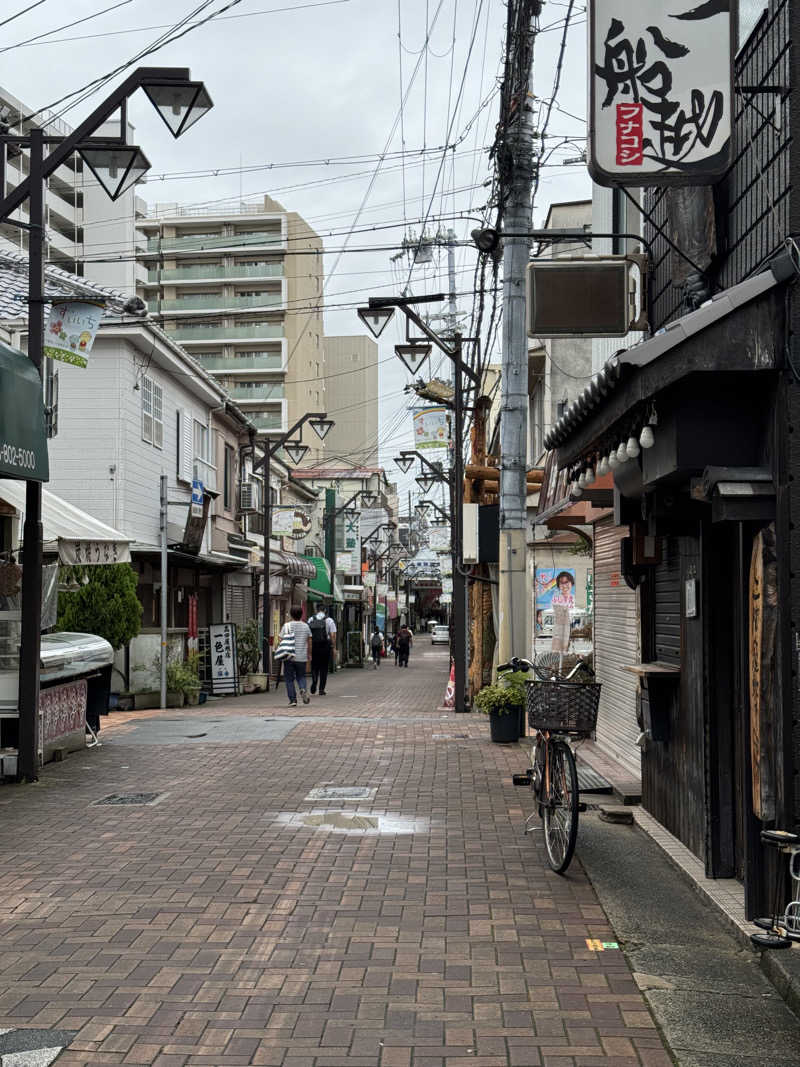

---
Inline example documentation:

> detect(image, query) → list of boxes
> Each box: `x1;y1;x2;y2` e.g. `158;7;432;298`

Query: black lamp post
0;66;212;782
358;294;478;713
252;412;333;690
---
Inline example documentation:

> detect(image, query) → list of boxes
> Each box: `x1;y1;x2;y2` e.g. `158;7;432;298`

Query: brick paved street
0;649;672;1066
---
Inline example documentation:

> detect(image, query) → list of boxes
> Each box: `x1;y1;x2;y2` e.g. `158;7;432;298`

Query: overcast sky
2;0;591;504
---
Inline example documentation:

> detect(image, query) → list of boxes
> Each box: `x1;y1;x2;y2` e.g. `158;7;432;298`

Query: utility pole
159;475;168;709
498;3;537;668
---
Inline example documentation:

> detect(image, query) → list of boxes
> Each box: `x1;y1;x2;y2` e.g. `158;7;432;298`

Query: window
224;445;235;511
141;376;163;448
193;420;211;477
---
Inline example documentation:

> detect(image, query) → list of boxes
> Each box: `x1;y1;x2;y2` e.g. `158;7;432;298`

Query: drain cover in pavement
0;1027;76;1065
432;733;470;740
93;792;167;806
304;785;376;801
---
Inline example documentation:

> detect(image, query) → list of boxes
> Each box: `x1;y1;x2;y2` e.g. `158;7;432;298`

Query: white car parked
431;625;450;645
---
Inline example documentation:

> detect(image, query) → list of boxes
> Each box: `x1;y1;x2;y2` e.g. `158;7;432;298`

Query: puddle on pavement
271;810;426;835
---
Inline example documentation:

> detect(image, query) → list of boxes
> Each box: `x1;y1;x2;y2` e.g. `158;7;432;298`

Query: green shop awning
306;556;344;602
0;342;49;482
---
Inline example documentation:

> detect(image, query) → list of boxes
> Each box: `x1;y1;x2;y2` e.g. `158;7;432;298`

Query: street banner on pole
429;525;450;551
44;300;105;368
413;406;449;449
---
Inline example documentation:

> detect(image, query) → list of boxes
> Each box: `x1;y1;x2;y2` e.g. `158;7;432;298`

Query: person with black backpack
370;626;384;669
396;623;413;668
309;603;336;695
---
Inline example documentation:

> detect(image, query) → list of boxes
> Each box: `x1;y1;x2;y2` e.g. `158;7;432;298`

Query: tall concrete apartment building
132;195;325;443
322;336;379;466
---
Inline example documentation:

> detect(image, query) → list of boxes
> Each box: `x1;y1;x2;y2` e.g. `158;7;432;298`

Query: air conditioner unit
239;481;257;513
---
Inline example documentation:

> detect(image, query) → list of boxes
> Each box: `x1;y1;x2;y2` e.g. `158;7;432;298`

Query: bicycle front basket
526;680;601;735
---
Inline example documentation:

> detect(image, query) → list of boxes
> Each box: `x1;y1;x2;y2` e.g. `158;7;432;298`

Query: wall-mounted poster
535;567;576;612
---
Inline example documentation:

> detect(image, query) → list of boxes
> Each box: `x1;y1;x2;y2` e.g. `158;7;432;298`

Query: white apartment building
0;84;83;273
132;194;325;444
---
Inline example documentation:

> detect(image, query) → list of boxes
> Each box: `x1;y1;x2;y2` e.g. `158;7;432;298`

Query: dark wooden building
540;1;799;916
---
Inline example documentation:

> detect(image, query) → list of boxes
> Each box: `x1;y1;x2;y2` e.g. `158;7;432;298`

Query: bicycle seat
761;829;800;847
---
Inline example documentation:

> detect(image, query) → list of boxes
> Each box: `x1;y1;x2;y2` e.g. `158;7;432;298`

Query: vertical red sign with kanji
616;103;643;166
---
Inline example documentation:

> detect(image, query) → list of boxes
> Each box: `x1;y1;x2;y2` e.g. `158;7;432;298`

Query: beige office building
134;195;324;446
322;335;379;467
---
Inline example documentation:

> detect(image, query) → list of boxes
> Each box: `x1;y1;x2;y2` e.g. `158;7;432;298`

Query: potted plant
474;670;529;743
237;620;265;691
184;651;202;706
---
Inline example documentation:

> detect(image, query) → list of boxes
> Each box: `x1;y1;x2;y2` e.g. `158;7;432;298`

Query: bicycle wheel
542;740;579;874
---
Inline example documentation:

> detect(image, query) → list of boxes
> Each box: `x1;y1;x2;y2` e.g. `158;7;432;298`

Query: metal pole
159;474;168;709
446;228;458;334
498;10;536;668
453;333;467;712
261;445;272;690
16;128;45;782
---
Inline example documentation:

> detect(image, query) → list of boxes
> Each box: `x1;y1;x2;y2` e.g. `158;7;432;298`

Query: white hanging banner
428;526;450;551
363;571;376;589
44;300;105;368
588;0;733;187
412;406;449;450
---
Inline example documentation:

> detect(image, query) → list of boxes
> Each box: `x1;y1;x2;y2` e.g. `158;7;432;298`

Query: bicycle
502;653;601;875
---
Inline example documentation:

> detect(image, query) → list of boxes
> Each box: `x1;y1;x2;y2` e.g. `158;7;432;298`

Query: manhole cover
304;785;376;801
432;733;470;740
93;792;168;806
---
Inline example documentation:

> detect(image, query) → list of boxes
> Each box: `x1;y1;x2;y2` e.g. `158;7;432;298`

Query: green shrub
57;563;142;650
236;619;261;674
474;670;530;715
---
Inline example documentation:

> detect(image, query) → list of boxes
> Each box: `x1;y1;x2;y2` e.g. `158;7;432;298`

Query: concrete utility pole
498;5;536;667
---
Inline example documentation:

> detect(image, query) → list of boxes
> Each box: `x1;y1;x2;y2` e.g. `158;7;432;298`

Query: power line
7;0;352;49
0;0;51;30
0;0;133;56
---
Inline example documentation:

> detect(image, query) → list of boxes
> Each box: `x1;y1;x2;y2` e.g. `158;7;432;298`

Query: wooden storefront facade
538;2;799;916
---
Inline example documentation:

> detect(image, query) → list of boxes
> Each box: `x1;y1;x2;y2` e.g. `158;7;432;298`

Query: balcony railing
166;324;284;342
250;412;284;431
199;353;283;372
221;382;285;401
148;262;283;283
146;231;283;253
159;292;283;313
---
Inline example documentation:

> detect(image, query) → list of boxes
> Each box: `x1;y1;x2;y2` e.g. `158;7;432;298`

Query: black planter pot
489;706;522;743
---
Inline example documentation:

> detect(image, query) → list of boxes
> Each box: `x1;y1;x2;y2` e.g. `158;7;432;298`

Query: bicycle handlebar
498;654;595;681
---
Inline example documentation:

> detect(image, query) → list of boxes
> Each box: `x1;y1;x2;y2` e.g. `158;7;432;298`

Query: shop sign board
588;0;733;187
209;622;238;695
273;507;312;539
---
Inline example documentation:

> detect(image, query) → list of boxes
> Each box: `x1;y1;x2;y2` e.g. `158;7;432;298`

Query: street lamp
0;65;212;781
309;416;335;441
395;343;431;376
356;305;395;338
251;411;333;689
358;292;478;713
393;454;415;475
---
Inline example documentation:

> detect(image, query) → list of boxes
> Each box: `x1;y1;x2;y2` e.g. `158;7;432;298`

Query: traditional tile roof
0;248;128;319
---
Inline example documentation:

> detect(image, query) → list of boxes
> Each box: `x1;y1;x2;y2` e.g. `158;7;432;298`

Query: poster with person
535;568;576;652
535;568;576;612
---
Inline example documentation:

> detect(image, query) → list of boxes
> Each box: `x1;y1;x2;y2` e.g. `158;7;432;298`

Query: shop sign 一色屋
588;0;733;187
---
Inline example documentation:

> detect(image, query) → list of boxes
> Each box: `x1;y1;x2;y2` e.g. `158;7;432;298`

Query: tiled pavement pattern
0;649;672;1066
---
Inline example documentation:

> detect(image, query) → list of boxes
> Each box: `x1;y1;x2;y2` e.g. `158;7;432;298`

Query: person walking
309;603;336;695
279;606;312;707
396;623;413;668
370;626;384;669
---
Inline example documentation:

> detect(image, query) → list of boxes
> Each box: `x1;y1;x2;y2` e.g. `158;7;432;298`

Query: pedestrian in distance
309;602;336;695
370;626;384;669
396;623;412;667
279;606;311;707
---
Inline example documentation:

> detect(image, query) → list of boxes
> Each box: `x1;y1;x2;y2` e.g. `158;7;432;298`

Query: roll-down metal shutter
226;584;251;629
593;517;641;778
